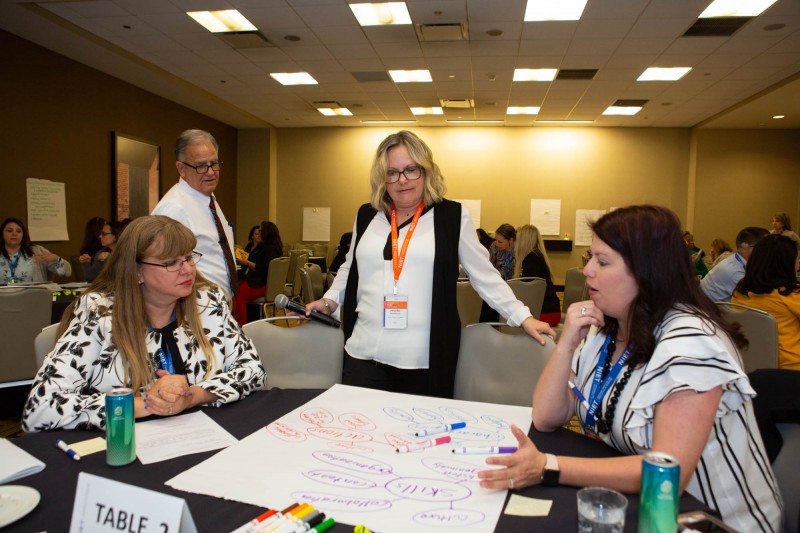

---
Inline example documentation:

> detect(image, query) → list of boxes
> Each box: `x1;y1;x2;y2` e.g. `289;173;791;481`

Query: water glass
577;486;628;533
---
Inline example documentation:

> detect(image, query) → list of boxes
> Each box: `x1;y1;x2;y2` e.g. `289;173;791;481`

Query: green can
638;451;679;533
105;388;136;466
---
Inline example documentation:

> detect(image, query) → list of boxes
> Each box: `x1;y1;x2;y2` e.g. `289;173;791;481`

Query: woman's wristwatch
541;453;560;486
322;298;332;315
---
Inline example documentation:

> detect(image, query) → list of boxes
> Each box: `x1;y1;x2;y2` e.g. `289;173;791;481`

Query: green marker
313;517;335;532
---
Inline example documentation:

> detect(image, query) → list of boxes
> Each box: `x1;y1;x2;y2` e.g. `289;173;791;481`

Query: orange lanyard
390;202;424;294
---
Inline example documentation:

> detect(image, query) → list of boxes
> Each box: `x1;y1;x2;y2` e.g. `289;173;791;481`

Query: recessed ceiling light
513;69;558;82
318;107;353;116
637;67;692;81
389;70;433;83
411;107;444;115
507;106;541;115
270;72;318;85
699;0;778;18
350;3;412;26
603;106;642;116
524;0;588;21
187;10;257;33
773;115;785;119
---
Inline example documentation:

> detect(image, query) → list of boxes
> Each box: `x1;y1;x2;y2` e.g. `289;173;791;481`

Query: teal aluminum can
638;451;679;533
105;388;136;466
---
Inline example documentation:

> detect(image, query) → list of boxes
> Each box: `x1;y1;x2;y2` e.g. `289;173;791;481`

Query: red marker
396;435;451;453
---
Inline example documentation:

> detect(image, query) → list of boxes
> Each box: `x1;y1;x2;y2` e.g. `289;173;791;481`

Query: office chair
716;302;779;373
0;287;53;383
252;256;290;318
455;280;482;326
507;277;547;319
561;267;588;320
34;323;60;371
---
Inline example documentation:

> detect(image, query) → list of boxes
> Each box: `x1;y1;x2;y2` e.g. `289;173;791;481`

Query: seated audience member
233;221;283;324
513;224;561;326
329;231;353;274
244;225;259;253
489;223;516;280
0;217;71;284
708;237;733;269
771;211;800;253
22;215;266;432
83;221;123;282
701;226;769;302
477;205;781;532
476;228;494;251
732;234;800;370
683;231;708;278
77;216;106;266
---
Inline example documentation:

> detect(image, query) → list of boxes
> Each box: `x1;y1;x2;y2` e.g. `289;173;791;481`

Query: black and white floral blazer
22;286;266;432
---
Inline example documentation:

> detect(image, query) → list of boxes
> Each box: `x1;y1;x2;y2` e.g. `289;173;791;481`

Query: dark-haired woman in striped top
478;205;782;532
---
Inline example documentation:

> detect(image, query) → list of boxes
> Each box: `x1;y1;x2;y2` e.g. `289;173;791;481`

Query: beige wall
235;129;271;244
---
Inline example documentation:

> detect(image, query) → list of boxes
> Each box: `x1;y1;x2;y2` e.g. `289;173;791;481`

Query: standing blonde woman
23;215;266;432
513;224;561;326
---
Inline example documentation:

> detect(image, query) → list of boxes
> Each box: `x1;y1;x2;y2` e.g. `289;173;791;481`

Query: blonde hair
369;131;446;213
59;216;216;394
513;224;552;278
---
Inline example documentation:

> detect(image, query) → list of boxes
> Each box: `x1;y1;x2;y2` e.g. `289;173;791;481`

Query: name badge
384;294;408;329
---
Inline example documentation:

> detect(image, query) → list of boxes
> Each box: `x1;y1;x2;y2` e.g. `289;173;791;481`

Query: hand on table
477;425;546;491
142;370;193;417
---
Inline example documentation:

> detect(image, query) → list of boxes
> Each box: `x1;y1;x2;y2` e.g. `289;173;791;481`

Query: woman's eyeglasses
137;251;202;272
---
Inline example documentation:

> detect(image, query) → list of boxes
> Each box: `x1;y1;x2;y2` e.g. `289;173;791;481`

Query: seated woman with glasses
23;215;266;432
83;220;124;282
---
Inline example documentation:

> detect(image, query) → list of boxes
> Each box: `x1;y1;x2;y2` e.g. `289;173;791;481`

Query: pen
230;509;275;533
313;518;335;533
451;446;518;454
56;439;81;461
414;421;466;437
568;381;590;409
396;435;451;453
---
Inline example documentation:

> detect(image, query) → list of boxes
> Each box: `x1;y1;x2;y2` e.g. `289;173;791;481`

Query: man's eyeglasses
386;166;423;184
138;251;202;272
181;161;223;174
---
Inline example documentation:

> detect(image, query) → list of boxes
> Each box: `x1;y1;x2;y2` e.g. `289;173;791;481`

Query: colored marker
396;435;451;453
56;439;81;461
414;421;466;437
451;446;518;454
568;381;590;409
231;510;276;533
313;518;335;533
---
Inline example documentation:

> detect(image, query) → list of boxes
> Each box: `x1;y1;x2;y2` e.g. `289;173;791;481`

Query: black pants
342;352;431;396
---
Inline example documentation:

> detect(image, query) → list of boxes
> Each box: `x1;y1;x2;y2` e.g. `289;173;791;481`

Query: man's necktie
209;197;239;296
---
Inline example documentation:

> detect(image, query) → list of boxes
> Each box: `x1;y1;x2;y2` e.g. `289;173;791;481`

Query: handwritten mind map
166;384;532;533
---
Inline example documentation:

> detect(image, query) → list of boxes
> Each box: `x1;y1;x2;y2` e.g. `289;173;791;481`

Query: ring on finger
508;478;515;489
168;406;173;414
580;306;587;317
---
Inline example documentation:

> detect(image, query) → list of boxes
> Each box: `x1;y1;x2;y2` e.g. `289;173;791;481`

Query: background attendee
77;216;106;266
708;237;733;269
329;231;352;274
304;131;553;398
701;226;769;302
244;225;259;253
490;223;517;280
234;220;283;324
478;205;781;532
733;234;800;370
152;129;238;299
683;231;708;278
83;220;123;282
22;216;265;432
771;211;800;252
0;217;71;284
513;224;561;326
476;228;494;251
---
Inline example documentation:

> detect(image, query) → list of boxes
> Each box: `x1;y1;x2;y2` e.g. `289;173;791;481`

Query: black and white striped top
572;308;782;532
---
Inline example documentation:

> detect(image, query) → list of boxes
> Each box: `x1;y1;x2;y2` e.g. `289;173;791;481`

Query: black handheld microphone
274;294;341;328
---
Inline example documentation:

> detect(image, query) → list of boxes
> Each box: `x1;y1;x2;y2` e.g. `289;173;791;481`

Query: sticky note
503;494;553;517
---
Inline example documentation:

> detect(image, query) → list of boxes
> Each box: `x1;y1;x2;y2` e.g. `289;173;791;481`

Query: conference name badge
383;294;408;329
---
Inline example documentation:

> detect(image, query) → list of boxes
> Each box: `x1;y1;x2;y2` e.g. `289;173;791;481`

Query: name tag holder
384;294;408;329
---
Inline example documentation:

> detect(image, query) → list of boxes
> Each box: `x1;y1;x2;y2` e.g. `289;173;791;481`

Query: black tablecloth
5;389;710;532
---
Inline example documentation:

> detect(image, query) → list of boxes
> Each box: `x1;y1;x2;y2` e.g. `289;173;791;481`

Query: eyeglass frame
137;251;203;272
180;161;224;174
385;165;423;184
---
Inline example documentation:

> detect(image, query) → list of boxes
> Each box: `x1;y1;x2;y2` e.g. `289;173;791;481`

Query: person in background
489;223;517;280
244;225;259;253
233;221;284;324
683;231;708;279
83;220;124;282
0;217;71;284
771;211;800;253
329;231;353;274
708;238;733;270
733;234;800;370
152;129;238;299
303;131;554;398
513;224;561;326
477;205;781;532
701;226;769;303
78;216;106;266
22;215;266;432
476;228;494;251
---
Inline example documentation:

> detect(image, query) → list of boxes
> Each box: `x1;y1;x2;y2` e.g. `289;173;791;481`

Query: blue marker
56;439;81;461
414;421;466;437
568;381;590;409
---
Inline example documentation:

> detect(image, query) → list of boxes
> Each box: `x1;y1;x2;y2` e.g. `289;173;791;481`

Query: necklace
594;324;633;434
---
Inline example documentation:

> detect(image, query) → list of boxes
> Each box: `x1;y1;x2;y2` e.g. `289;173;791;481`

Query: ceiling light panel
187;10;257;33
350;3;412;26
524;0;588;21
411;107;444;115
507;106;541;115
270;72;319;85
699;0;779;18
603;106;642;115
389;70;433;83
637;67;692;81
513;69;558;81
318;108;353;116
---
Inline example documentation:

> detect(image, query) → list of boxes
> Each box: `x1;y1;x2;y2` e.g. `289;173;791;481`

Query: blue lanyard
585;335;630;428
151;311;177;375
8;252;21;280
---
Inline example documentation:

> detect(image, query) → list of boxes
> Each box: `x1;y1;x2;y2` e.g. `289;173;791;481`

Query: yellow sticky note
503;494;553;517
69;437;107;456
